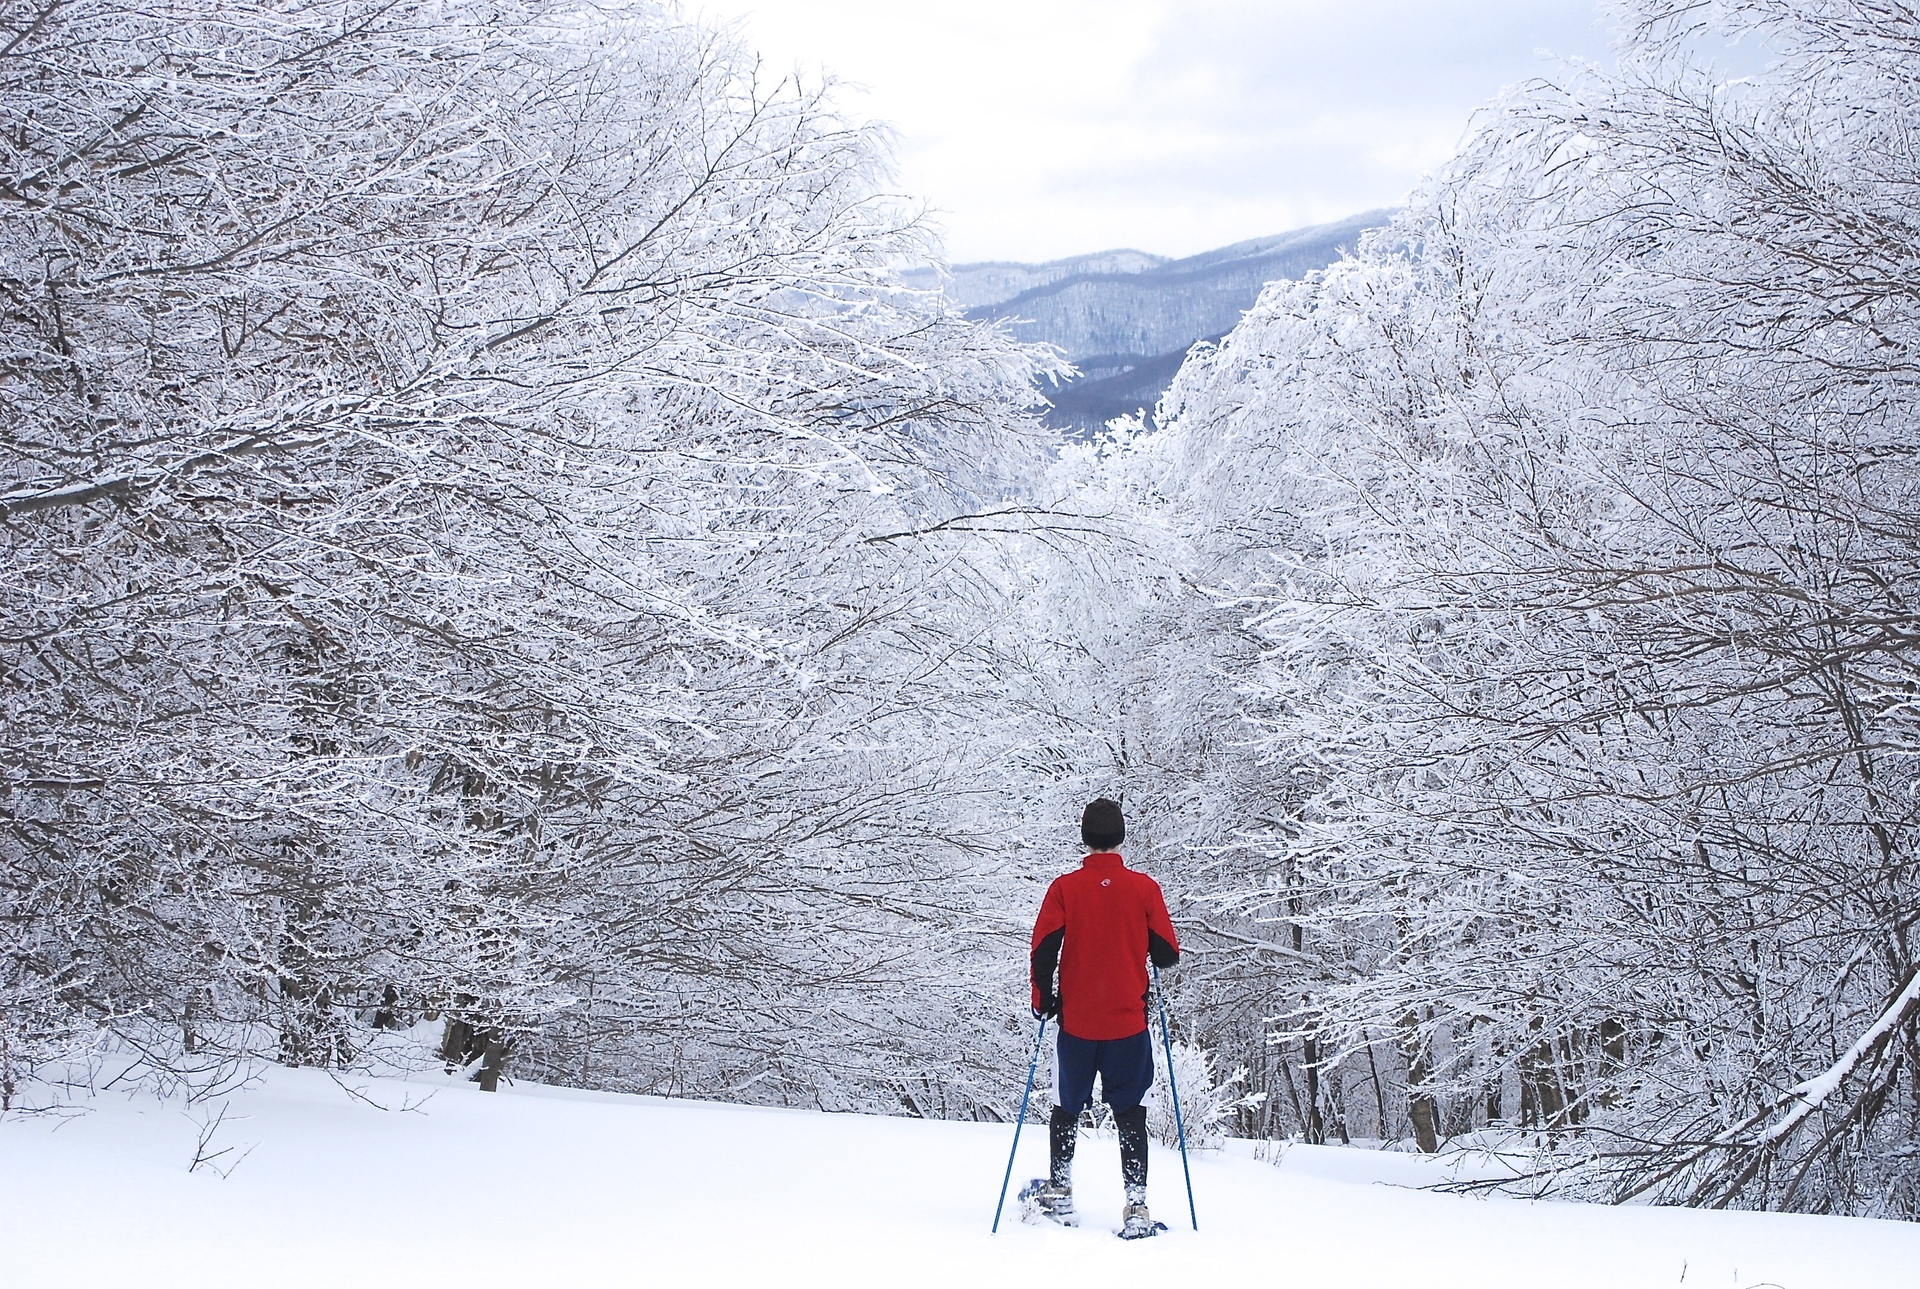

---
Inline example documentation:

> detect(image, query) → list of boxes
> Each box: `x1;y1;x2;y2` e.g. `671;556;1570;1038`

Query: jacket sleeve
1144;876;1180;969
1031;880;1067;1012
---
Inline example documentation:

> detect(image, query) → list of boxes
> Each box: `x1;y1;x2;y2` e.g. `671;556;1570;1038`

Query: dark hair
1081;797;1124;851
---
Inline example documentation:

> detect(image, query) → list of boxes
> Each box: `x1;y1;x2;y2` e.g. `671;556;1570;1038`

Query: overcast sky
688;0;1616;263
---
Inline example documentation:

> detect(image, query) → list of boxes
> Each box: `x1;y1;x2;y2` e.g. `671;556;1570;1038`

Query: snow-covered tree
0;0;1055;1111
1121;0;1920;1213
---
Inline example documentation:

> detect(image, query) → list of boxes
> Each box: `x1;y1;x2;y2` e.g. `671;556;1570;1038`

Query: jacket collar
1082;851;1125;868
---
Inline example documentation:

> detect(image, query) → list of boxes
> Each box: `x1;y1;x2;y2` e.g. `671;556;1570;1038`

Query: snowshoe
1017;1177;1080;1227
1116;1201;1166;1240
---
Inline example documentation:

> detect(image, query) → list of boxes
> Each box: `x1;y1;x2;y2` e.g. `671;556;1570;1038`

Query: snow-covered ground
3;1063;1914;1288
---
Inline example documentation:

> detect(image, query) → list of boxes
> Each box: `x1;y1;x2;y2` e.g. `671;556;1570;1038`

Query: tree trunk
1401;1010;1440;1153
1301;1035;1328;1144
478;1034;506;1093
372;983;400;1031
1523;1038;1566;1130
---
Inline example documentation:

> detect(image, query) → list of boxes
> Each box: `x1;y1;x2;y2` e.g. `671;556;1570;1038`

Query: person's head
1081;797;1124;852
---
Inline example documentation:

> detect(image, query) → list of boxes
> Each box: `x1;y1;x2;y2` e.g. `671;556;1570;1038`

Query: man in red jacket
1023;798;1179;1239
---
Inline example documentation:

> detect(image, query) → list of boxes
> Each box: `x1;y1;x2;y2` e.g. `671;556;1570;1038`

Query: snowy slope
3;1065;1914;1288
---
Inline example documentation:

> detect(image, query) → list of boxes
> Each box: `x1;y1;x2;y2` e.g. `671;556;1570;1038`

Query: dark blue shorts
1054;1027;1154;1114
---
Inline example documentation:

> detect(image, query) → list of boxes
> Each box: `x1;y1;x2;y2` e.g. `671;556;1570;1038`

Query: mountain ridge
905;249;1170;310
977;213;1395;314
932;209;1397;433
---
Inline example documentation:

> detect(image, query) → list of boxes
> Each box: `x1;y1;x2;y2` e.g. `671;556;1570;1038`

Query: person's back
1024;798;1179;1239
1033;851;1177;1041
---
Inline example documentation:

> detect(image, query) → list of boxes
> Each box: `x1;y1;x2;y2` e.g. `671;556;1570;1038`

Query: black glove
1032;993;1060;1020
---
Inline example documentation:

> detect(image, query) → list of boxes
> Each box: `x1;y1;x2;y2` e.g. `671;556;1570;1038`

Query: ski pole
1152;960;1198;1231
991;1012;1049;1233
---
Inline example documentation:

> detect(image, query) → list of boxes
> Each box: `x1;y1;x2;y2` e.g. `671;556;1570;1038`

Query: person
1024;797;1180;1239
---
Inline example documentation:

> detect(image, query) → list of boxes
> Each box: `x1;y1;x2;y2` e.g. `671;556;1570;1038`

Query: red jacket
1030;852;1180;1041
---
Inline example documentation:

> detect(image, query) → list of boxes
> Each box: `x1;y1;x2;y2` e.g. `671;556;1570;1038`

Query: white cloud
688;0;1613;261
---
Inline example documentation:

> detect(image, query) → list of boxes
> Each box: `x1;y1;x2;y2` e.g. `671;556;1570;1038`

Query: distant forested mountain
913;210;1393;434
905;248;1172;311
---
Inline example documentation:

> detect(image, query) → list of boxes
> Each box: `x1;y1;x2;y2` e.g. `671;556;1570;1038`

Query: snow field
2;1065;1914;1288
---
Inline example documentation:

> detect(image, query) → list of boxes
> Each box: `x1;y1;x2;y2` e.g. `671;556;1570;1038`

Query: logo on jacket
1101;878;1111;886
